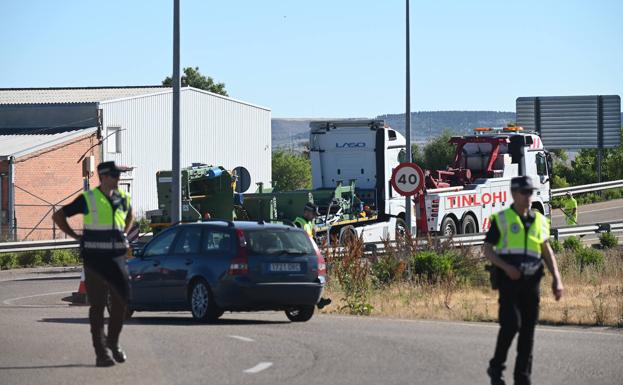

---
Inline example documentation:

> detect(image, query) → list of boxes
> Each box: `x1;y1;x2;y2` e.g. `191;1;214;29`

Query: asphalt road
551;198;623;227
1;275;621;385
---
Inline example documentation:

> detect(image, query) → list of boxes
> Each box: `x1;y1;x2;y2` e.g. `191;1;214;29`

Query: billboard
516;95;621;150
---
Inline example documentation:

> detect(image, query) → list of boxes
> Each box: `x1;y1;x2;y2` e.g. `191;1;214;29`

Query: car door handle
185;258;193;265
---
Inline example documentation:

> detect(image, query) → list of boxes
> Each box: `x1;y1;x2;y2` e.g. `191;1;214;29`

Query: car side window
172;226;202;255
202;229;233;254
143;229;178;257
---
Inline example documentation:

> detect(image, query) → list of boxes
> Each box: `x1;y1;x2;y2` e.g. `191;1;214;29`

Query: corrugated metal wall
516;95;621;150
100;88;271;215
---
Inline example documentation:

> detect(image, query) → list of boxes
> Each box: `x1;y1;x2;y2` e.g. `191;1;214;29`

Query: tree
162;67;228;96
423;130;455;170
272;151;312;191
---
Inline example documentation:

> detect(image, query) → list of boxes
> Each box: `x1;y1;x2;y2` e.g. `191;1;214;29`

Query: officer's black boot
92;327;114;367
487;366;506;385
317;297;332;309
106;337;127;363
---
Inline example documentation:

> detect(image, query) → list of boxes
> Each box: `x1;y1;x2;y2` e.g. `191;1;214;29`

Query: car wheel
441;216;458;237
460;214;477;234
189;279;221;323
285;305;315;322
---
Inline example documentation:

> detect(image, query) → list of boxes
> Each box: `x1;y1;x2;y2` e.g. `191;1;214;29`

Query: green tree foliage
271;151;312;191
423;131;455;170
162;67;228;96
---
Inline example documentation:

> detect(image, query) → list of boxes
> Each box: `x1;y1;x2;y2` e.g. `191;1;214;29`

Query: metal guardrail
0;222;621;255
551;179;623;197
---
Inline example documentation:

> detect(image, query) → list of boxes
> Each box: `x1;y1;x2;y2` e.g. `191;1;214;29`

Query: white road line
228;335;255;342
244;362;273;374
2;290;74;306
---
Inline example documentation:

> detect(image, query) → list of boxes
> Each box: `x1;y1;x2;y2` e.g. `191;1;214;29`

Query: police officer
562;191;578;226
293;202;318;237
293;202;331;309
53;161;134;367
484;176;564;385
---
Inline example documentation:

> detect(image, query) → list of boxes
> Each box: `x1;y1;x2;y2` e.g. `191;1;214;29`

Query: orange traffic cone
71;269;88;304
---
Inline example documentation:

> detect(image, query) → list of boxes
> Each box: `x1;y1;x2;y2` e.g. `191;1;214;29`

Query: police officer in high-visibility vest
53;161;134;367
562;192;578;226
484;176;563;385
293;202;318;237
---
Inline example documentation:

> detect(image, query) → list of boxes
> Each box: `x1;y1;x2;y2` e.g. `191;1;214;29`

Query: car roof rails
201;219;235;228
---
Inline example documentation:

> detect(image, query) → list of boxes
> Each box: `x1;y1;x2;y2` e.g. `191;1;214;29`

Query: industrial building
0;86;272;240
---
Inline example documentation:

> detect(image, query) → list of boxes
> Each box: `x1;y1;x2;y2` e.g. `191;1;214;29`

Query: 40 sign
391;163;425;196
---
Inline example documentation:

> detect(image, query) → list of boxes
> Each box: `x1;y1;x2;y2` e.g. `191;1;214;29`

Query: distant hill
272;111;517;149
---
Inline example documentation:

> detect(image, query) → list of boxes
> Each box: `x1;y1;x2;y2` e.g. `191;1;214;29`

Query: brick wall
12;132;100;240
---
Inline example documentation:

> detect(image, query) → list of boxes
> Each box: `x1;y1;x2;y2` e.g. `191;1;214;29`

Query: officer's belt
83;241;128;250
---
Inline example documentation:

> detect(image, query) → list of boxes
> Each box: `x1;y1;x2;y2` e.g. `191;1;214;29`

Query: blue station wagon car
126;221;326;322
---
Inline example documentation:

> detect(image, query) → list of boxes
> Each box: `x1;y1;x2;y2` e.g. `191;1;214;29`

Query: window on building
107;127;121;153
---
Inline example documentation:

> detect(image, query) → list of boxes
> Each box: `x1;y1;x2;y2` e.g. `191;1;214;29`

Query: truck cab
309;119;415;235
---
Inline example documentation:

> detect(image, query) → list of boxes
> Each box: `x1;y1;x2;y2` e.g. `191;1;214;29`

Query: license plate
268;263;301;273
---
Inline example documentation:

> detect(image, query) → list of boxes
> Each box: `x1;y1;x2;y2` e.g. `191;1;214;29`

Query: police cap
510;176;536;191
97;161;132;177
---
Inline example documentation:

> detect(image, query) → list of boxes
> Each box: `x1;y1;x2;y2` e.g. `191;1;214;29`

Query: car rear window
244;229;315;255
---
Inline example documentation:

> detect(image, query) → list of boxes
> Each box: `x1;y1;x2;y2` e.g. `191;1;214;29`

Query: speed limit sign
391;163;425;196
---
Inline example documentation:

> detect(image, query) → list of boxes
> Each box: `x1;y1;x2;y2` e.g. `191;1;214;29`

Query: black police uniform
485;207;543;385
62;188;130;365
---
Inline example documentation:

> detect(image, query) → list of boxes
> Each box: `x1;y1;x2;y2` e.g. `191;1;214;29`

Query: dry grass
321;246;623;327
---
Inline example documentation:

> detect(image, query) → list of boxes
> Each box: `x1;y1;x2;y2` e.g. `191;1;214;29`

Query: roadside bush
17;251;46;267
574;247;604;270
550;238;563;253
330;235;373;315
371;253;406;288
411;251;453;283
599;231;619;250
0;253;18;270
604;189;623;201
563;236;582;252
48;249;80;266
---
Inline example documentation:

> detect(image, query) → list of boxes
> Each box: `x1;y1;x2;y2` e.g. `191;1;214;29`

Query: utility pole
171;0;181;224
404;0;412;232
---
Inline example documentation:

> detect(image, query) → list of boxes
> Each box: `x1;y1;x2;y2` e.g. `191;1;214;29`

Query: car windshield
244;229;315;256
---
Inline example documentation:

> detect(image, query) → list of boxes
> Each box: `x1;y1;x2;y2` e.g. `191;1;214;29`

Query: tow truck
416;126;552;236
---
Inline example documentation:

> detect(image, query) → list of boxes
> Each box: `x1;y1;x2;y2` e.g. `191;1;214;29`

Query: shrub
599;231;619;249
371;253;406;287
574;247;604;270
330;235;373;315
563;236;582;252
17;251;45;267
412;251;453;282
48;249;80;266
550;238;563;253
604;188;623;201
0;253;18;270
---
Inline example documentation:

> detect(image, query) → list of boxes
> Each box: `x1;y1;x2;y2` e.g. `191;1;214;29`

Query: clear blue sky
1;0;621;118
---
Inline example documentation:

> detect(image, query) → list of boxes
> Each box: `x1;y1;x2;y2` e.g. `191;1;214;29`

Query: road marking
244;362;273;374
228;335;254;342
2;290;74;307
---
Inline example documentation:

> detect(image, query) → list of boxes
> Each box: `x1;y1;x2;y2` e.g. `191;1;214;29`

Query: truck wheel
441;216;457;237
460;215;477;234
339;226;357;246
396;217;408;238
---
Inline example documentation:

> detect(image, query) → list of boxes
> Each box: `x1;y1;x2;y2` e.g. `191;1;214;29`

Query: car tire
285;305;315;322
460;214;477;234
441;216;458;237
189;279;221;323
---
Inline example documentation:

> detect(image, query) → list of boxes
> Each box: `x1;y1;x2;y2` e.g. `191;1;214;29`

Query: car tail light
309;236;327;277
228;229;248;275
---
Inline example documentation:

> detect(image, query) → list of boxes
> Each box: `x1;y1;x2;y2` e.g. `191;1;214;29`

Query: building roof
0;86;167;105
0;127;98;159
